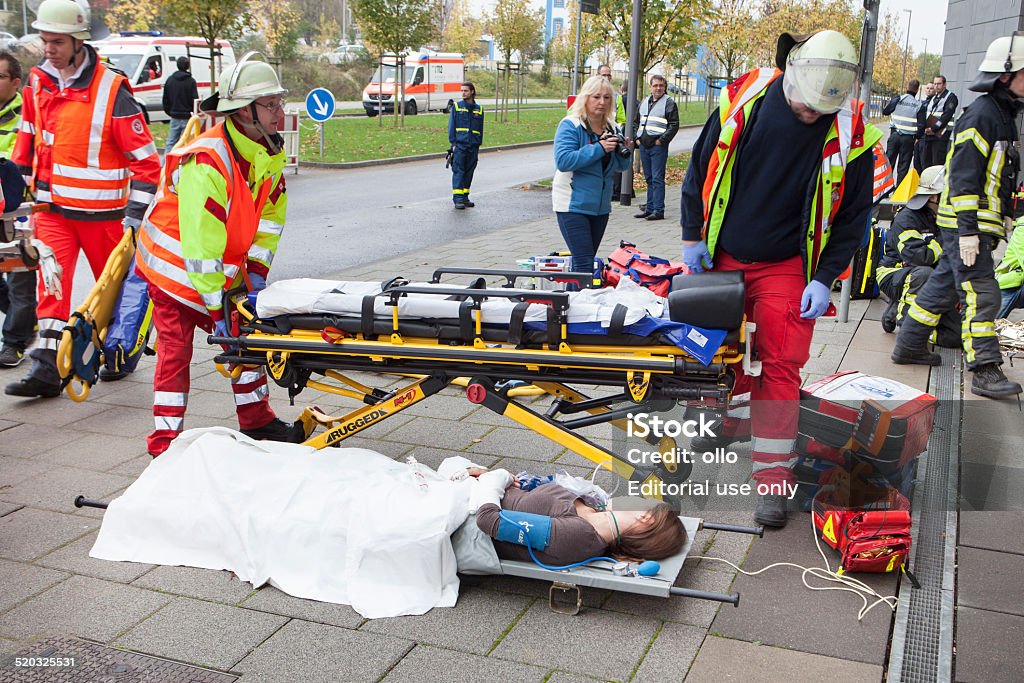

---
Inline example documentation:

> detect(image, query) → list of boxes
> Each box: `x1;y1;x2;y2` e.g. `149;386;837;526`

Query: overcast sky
468;0;949;56
882;0;948;55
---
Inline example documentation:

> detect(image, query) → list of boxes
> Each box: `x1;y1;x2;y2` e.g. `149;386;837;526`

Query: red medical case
797;371;937;474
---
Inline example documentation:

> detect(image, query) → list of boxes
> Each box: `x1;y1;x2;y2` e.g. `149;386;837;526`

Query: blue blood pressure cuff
496;511;552;551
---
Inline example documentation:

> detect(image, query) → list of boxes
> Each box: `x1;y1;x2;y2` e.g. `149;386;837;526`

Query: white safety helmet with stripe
200;52;288;114
31;0;91;40
906;166;946;210
971;33;1024;92
200;52;289;155
779;30;859;115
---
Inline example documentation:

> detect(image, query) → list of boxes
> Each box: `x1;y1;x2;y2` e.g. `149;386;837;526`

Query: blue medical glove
213;319;230;339
682;241;713;273
248;273;266;292
800;280;832;319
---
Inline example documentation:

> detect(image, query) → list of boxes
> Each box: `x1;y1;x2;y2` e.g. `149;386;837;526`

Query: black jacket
937;87;1021;237
631;95;679;147
162;70;199;120
877;205;942;279
924;89;958;138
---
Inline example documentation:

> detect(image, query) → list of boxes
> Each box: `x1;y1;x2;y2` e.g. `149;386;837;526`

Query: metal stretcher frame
500;517;763;614
212;268;755;504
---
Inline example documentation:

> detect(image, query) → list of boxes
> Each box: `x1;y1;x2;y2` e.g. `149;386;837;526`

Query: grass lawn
535;151;692;191
299;102;709;164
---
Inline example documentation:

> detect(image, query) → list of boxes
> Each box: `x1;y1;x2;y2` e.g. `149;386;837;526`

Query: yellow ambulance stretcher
211;267;759;503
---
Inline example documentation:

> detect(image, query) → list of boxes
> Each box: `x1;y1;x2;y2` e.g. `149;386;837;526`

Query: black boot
4;376;61;398
241;418;306;443
754;494;788;528
970;364;1023;399
881;298;898;333
689;432;750;454
891;345;941;366
99;365;130;382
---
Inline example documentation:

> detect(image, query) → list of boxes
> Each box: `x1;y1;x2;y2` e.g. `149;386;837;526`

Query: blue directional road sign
305;88;336;122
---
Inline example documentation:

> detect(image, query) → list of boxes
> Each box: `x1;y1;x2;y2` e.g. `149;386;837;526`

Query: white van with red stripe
362;51;464;116
94;33;236;123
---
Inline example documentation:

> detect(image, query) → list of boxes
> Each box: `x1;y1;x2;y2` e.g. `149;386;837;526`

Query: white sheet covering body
255;277;664;327
90;428;477;618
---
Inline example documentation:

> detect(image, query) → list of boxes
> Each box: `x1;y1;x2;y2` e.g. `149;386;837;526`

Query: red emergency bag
811;466;912;573
602;241;688;297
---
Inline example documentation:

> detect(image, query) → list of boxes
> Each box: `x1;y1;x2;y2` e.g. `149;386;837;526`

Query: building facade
941;0;1024;109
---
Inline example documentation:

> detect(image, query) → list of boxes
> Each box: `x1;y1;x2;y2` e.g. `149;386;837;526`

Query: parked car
320;45;368;65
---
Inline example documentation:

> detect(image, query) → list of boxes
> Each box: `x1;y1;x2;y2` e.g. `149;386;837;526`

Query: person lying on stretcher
463;466;687;565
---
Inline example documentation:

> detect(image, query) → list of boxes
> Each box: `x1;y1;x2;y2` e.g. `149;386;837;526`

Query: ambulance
362;51;464;116
94;32;236;123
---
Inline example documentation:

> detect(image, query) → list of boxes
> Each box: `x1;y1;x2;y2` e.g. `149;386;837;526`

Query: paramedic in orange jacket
4;0;160;398
134;55;304;457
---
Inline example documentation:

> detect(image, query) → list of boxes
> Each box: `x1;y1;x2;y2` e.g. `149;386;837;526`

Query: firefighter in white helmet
678;30;882;527
892;34;1024;400
5;0;160;398
134;54;303;456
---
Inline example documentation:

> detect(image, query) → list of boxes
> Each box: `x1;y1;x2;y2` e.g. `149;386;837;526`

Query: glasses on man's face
254;99;285;113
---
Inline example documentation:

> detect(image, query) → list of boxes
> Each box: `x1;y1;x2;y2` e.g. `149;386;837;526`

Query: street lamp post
901;9;913;91
920;38;929;81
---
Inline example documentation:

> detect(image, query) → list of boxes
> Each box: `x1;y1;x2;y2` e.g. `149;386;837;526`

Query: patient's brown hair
616;503;686;560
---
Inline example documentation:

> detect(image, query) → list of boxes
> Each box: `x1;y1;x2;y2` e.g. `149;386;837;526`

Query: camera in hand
601;131;632;158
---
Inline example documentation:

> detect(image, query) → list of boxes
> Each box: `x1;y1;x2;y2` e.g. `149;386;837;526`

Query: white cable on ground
692;492;899;621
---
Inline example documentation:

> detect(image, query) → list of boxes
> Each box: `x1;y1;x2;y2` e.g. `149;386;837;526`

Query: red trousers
147;285;276;456
33;212;122;357
715;252;816;486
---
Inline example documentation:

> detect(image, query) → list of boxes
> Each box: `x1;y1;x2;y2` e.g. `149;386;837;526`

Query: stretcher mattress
254;278;731;365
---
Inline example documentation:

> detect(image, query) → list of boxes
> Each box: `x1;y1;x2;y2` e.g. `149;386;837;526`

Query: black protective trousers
896;228;1003;369
879;265;960;347
885;132;916;186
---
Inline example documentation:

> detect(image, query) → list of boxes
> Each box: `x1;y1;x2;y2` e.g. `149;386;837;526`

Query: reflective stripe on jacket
936;88;1019;238
877;206;943;282
997;215;1024;290
12;46;160;220
448;99;483;146
0;92;20;158
890;94;923;135
638;96;669;138
136;120;286;318
699;67;883;282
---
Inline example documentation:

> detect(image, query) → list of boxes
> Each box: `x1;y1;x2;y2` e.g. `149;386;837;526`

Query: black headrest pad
667;271;745;331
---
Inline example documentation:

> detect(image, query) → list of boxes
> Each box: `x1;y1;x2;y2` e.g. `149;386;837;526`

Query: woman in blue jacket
553;75;633;273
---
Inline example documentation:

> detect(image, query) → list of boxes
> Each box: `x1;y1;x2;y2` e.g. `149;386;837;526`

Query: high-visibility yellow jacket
136;119;287;320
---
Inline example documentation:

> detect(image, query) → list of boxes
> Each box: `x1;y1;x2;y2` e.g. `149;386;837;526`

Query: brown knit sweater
476;484;609;565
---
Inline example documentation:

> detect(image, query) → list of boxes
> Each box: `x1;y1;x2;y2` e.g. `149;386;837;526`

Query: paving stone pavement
0;190;987;681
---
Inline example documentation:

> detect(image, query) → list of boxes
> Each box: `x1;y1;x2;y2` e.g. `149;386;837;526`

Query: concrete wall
942;0;1024;108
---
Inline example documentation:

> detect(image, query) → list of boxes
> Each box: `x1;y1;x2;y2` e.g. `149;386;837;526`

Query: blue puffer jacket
552;116;631;216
